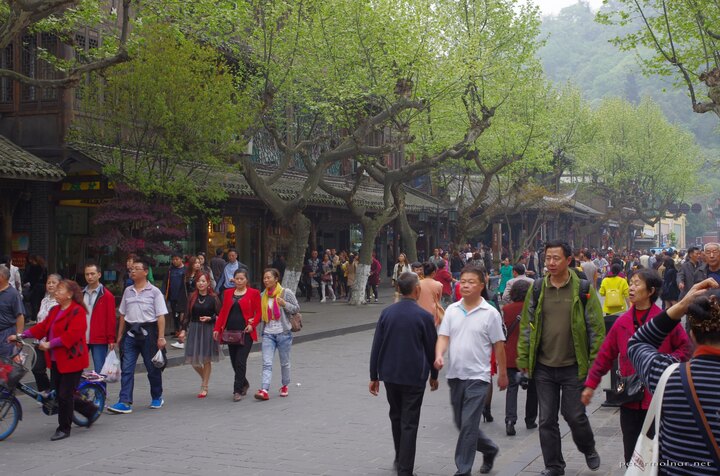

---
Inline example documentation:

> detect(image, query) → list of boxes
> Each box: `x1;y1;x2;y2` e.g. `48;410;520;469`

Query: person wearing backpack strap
599;263;629;315
516;240;605;476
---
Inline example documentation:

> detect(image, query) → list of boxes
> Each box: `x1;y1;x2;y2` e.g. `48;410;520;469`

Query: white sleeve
487;308;506;344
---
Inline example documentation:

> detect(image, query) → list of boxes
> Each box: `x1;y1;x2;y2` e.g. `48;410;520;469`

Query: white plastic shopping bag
151;349;166;369
100;350;121;383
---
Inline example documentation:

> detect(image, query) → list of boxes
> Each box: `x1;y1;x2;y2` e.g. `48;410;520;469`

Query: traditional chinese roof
71;142;441;213
0;135;65;181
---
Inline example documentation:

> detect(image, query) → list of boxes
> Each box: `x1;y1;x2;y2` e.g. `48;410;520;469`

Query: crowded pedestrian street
1;285;626;476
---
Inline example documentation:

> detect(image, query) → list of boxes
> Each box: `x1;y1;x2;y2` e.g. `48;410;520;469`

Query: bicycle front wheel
0;396;21;441
72;383;105;427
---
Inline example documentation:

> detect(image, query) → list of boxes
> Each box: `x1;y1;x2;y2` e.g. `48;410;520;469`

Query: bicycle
0;336;107;441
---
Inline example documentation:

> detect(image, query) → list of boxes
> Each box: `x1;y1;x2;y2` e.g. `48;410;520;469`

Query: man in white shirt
435;264;508;475
107;258;167;414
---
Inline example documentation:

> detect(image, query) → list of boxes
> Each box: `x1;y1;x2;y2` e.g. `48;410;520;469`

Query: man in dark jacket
369;272;439;476
677;246;706;299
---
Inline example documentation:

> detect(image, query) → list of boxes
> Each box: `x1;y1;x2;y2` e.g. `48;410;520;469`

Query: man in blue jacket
369;271;439;476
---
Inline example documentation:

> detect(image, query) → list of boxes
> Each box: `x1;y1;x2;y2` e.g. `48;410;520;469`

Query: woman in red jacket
581;268;691;464
9;279;97;441
213;269;261;402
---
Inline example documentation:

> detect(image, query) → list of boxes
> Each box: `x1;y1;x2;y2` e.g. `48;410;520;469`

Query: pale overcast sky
533;0;603;16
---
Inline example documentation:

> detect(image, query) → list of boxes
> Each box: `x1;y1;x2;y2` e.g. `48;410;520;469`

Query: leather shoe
479;446;499;474
506;423;516;436
540;469;564;476
585;449;601;471
526;421;538;429
50;430;70;441
240;383;250;396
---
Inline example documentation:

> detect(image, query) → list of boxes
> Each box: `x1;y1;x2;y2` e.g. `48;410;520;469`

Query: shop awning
0;135;65;181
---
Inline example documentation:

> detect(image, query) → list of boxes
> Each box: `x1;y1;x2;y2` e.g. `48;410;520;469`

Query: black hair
133;258;149;271
687;290;720;344
397;272;420;296
509;279;531;303
544;240;572;259
171;252;183;259
233;268;249;279
460;264;486;282
610;263;622;276
84;262;101;273
216;248;224;256
423;261;437;276
437;260;446;269
512;264;526;275
632;268;662;303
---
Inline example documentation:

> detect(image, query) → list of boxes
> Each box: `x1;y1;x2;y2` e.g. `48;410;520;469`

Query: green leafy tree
597;0;720;118
72;23;252;218
240;0;546;297
576;96;704;248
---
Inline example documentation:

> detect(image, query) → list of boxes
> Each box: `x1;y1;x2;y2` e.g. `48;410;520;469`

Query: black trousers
32;349;51;392
620;406;648;464
228;342;253;394
50;362;96;434
384;382;425;476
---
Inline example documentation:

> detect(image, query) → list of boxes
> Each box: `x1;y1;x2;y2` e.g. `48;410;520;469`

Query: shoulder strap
579;279;590;308
532;278;543;310
680;362;720;468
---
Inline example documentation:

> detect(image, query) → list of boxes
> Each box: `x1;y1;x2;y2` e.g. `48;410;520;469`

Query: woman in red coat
581;268;691;464
9;279;97;441
213;269;261;401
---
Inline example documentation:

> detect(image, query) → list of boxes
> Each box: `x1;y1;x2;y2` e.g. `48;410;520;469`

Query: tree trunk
397;210;418;263
348;222;382;305
281;212;311;293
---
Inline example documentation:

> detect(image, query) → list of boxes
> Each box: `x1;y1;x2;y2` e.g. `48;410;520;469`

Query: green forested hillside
539;1;720;150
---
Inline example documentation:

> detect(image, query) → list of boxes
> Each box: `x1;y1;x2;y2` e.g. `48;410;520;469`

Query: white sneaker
171;341;184;349
374;298;378;303
332;296;336;302
320;298;326;303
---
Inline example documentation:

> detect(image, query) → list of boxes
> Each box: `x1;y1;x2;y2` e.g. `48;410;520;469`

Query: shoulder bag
626;362;680;475
679;361;720;470
283;289;303;332
611;308;651;405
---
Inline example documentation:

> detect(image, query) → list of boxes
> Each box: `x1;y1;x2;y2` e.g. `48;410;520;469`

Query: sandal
197;386;208;399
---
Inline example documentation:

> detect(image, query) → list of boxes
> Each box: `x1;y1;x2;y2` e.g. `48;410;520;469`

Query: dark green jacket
516;271;605;379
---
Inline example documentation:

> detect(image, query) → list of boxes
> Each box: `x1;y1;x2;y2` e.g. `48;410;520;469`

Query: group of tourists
0;248;297;441
299;248;383;303
370;240;720;476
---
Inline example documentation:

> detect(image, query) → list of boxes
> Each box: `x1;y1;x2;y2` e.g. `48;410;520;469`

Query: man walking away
677;246;705;299
517;240;605;476
209;248;226;284
435;264;507;475
369;272;439;476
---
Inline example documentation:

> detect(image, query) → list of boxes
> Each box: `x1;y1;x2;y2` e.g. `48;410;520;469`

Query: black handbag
611;370;645;405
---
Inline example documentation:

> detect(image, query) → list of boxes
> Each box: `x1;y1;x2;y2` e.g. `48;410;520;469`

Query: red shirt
434;269;453;296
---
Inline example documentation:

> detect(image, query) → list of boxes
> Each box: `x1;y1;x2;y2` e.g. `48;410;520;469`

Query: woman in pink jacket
580;268;691;465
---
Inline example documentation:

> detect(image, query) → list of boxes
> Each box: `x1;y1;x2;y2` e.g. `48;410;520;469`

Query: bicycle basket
0;355;26;390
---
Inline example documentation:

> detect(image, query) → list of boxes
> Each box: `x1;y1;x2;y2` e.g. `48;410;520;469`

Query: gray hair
397;271;420;296
0;265;9;280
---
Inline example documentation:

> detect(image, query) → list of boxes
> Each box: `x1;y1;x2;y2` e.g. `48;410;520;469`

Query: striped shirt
628;311;720;475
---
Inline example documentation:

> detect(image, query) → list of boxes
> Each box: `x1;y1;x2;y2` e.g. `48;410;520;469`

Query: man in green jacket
517;240;605;476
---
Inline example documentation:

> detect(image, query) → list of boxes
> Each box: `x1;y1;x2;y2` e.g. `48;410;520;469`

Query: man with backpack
517;240;605;476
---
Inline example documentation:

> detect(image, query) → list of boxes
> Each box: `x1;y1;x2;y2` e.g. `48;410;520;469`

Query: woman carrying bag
214;269;261;402
254;268;299;401
10;279;98;441
581;269;691;465
628;278;720;474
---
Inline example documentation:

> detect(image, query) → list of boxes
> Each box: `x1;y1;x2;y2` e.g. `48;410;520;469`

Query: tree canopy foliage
540;1;720;149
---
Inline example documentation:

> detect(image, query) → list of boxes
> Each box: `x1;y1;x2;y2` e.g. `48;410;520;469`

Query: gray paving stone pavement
1;284;627;475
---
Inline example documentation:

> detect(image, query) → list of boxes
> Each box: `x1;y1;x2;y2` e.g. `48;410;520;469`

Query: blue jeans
89;343;108;372
118;325;163;404
448;378;498;476
261;331;292;390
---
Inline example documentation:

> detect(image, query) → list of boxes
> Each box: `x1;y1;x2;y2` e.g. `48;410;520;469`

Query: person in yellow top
598;263;630;315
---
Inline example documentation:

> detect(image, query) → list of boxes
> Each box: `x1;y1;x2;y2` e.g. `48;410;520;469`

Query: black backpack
531;275;591;310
